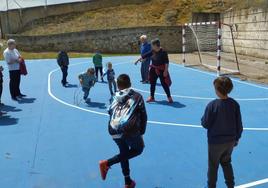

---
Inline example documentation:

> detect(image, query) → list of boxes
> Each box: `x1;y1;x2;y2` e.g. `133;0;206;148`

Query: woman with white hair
3;39;26;101
138;35;151;84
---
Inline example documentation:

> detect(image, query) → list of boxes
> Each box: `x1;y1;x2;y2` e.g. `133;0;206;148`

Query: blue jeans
108;80;117;95
141;59;150;81
82;87;90;100
108;136;144;177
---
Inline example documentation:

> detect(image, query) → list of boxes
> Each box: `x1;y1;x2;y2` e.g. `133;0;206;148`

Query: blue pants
140;59;150;82
108;80;117;95
108;136;144;177
82;87;90;100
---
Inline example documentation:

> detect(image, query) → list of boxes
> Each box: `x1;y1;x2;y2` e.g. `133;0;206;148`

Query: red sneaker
99;160;109;180
146;96;155;103
168;97;173;103
125;180;136;188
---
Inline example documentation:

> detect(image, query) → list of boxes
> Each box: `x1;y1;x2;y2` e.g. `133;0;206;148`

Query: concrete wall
6;26;182;53
222;8;268;59
0;0;147;35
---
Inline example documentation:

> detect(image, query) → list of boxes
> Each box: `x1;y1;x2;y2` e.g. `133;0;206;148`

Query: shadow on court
86;101;107;109
18;97;36;104
66;84;78;88
154;100;186;108
0;105;21;126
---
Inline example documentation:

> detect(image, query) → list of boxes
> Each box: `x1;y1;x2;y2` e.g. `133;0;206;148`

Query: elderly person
139;35;151;84
137;39;173;103
3;39;26;101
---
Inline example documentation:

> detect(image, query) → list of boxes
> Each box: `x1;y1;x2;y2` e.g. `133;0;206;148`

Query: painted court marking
47;60;268;187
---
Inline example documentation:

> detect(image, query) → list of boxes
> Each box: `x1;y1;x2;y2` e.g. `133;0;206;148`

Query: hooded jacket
108;88;147;139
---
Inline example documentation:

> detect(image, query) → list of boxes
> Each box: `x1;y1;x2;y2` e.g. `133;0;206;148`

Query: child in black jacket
57;51;69;87
201;76;243;188
99;74;147;188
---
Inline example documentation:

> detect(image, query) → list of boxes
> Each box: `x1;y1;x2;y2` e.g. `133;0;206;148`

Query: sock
124;176;132;185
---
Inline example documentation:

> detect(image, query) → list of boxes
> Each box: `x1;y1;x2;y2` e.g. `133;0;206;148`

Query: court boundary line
47;60;268;187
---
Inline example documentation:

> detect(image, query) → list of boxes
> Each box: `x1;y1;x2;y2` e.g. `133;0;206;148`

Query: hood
114;88;132;103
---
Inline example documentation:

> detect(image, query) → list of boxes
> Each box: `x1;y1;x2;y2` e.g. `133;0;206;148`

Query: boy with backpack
93;51;104;82
201;76;243;188
99;74;147;188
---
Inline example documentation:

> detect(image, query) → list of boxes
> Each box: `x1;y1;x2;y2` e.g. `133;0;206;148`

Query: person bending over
78;68;97;102
201;76;243;188
99;74;147;188
136;39;173;103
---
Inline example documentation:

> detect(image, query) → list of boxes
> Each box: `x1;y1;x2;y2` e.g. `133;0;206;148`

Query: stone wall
222;8;268;59
6;26;182;53
0;0;147;35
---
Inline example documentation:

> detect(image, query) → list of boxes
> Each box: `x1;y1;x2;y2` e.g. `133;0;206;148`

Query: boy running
99;74;147;188
102;62;117;96
201;76;243;188
78;68;97;102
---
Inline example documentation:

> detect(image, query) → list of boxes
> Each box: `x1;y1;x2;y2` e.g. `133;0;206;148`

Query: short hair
151;38;161;47
117;74;131;89
140;35;147;40
214;76;233;96
7;39;16;46
107;62;112;67
87;68;95;74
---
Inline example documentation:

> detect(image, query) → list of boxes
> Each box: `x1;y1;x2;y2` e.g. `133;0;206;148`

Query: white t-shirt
3;48;21;71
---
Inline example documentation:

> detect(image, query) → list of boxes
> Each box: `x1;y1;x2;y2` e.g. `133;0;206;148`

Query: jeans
141;59;150;81
61;66;68;85
149;67;171;98
9;70;21;99
95;67;103;81
82;87;90;100
108;136;144;177
0;76;2;102
208;141;236;188
108;80;117;95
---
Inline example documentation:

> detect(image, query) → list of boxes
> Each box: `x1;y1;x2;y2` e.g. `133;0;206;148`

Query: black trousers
208;141;236;188
0;76;3;102
108;136;144;177
149;67;171;98
95;67;103;80
61;66;68;85
9;70;21;99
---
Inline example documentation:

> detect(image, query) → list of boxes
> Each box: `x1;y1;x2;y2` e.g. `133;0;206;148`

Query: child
201;76;243;188
99;74;147;188
102;62;117;96
78;68;97;102
93;51;104;82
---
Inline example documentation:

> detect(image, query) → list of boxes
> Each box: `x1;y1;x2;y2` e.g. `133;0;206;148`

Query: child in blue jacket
102;62;117;96
78;68;97;101
201;76;243;188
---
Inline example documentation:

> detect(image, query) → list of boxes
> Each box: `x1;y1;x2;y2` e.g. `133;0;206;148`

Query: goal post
182;21;240;76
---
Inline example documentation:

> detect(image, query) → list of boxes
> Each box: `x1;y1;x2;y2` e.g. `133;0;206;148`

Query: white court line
235;178;268;188
48;60;268;187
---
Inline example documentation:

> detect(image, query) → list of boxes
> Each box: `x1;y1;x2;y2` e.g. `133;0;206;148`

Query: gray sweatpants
140;59;150;82
207;141;236;188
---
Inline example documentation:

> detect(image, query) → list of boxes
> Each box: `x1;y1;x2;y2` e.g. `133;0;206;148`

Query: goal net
182;21;240;76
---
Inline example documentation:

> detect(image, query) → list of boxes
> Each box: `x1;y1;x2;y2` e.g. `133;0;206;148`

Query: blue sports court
0;56;268;188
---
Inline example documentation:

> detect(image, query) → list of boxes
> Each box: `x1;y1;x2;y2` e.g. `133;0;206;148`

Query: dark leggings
149;67;171;98
0;77;2;102
108;136;144;177
9;70;21;99
61;66;68;85
95;67;103;80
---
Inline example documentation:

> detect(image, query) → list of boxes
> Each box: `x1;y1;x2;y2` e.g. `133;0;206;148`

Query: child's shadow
86;101;107;109
0;115;19;126
155;100;186;109
66;84;78;88
18;98;36;104
1;105;22;112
